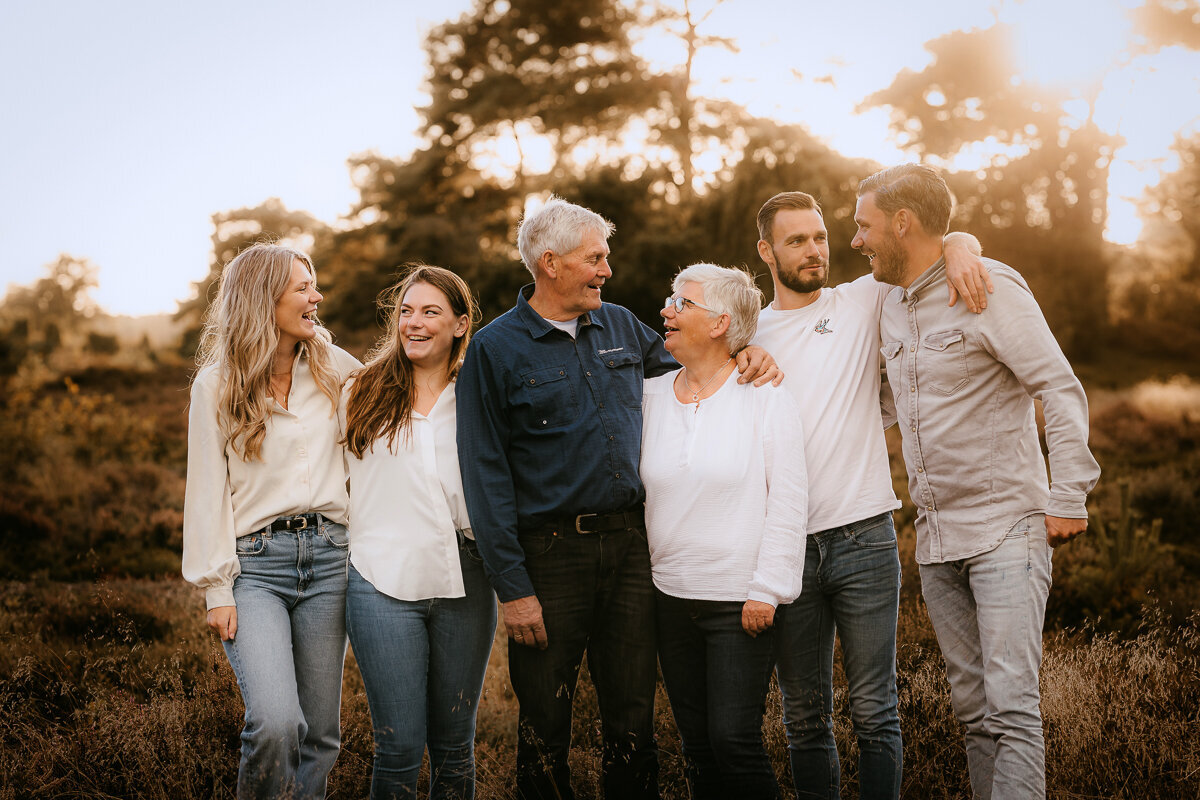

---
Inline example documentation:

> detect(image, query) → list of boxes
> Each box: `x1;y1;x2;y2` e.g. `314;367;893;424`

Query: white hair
673;263;763;353
517;196;615;278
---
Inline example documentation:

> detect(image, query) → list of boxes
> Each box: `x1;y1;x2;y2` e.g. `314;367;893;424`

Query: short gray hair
517;196;615;278
673;263;763;353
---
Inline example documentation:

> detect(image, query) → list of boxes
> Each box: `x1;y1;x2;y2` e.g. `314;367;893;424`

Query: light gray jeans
919;514;1051;800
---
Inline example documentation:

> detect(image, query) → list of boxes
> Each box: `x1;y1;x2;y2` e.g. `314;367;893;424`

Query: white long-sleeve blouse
340;381;475;601
640;370;809;607
182;346;361;609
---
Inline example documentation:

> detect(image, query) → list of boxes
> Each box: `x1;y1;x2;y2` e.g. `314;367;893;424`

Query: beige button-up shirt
880;257;1100;565
182;345;361;608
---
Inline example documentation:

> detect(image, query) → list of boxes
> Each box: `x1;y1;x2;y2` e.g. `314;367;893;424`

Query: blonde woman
341;266;497;799
183;243;361;799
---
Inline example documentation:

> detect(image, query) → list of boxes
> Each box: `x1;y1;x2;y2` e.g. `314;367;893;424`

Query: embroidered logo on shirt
814;318;833;335
598;347;625;354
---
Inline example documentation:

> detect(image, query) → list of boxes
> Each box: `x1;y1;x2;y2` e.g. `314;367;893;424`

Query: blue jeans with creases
775;511;902;800
919;514;1051;800
656;590;780;800
223;519;349;800
346;541;498;800
510;525;659;800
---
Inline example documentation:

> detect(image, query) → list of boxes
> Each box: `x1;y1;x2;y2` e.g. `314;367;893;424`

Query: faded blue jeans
775;512;902;800
920;514;1051;800
345;540;498;800
223;518;349;800
656;590;780;800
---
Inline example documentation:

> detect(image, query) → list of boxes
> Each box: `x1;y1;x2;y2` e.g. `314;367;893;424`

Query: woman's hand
207;605;238;641
742;600;776;637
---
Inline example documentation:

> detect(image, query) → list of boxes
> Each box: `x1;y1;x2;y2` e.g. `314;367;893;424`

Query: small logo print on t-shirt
814;318;833;335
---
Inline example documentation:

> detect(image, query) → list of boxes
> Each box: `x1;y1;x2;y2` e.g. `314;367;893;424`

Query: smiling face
853;192;909;287
274;258;323;352
759;207;830;297
661;281;724;362
540;227;612;319
398;281;469;371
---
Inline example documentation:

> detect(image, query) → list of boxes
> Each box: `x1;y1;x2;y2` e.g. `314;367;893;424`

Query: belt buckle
575;513;598;534
288;515;310;530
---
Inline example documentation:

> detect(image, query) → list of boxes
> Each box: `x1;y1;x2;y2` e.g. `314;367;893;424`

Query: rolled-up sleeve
181;370;240;609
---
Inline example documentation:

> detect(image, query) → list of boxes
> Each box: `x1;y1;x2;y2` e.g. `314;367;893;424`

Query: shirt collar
900;255;947;302
515;283;602;338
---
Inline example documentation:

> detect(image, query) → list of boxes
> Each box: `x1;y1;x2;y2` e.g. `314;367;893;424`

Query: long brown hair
194;243;341;461
343;265;478;458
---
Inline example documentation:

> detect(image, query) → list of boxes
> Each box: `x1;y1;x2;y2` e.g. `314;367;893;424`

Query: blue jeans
510;525;659;800
656;590;780;800
346;540;498;800
223;519;349;800
775;512;902;800
919;515;1051;800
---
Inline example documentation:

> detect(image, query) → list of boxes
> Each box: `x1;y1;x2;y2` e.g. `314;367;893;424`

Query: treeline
156;0;1199;363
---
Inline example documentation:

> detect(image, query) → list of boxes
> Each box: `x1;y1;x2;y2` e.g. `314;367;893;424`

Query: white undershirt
547;317;578;338
640;370;808;606
753;274;900;533
341;381;475;601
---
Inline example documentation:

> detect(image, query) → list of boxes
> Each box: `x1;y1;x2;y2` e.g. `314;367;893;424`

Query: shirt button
608;360;615;366
529;378;537;385
926;505;933;511
586;371;592;377
910;346;916;352
910;386;915;392
910;425;916;432
541;419;548;426
614;472;621;479
917;466;924;473
608;435;615;441
598;402;605;409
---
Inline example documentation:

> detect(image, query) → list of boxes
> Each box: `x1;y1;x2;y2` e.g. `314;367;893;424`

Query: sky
1;0;1197;316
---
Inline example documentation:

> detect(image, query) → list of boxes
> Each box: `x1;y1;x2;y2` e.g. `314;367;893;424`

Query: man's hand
944;231;994;314
503;595;548;649
207;605;237;641
735;345;783;387
741;600;776;637
1046;515;1088;548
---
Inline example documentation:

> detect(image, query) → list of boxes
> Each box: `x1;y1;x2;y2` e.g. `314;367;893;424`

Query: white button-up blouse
182;346;362;609
341;381;475;601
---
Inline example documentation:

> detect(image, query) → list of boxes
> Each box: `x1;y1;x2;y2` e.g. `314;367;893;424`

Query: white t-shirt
640;370;808;607
752;274;900;533
341;381;475;601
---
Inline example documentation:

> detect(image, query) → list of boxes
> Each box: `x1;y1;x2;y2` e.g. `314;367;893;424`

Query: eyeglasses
663;295;719;314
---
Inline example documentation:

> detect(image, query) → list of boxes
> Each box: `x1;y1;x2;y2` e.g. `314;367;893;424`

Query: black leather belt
539;505;645;535
262;513;321;534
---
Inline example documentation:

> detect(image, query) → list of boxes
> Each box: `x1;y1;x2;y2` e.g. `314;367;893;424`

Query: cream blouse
182;346;362;609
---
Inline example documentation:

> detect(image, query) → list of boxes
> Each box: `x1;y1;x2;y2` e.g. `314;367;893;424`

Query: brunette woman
341;265;497;800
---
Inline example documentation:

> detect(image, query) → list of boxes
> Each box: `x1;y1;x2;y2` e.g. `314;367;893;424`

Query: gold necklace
682;357;732;403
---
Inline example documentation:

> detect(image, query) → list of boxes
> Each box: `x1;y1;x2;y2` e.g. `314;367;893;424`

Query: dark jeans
656;590;780;800
775;512;902;800
510;525;659;800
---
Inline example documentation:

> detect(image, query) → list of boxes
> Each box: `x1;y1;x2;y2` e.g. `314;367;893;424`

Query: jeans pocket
460;536;485;563
849;516;897;549
320;521;350;549
235;532;267;556
518;532;557;558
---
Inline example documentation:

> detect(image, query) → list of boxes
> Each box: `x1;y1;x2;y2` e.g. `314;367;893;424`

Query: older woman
641;263;808;800
183;243;361;799
341;265;497;799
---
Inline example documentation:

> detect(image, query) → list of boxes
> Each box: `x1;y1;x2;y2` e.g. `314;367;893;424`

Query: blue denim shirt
456;285;677;602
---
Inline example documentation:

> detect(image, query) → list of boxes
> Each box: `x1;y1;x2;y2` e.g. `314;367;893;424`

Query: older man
456;196;774;800
753;190;987;800
854;164;1100;799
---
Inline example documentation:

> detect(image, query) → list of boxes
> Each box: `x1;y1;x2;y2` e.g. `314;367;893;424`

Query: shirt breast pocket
516;365;578;430
601;350;643;409
921;329;969;395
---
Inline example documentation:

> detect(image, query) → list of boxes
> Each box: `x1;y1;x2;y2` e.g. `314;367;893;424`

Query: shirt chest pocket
920;329;969;395
601;350;643;409
516;365;578;430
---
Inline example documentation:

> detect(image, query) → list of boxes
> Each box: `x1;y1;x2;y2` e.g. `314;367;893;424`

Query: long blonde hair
195;243;341;461
344;265;478;459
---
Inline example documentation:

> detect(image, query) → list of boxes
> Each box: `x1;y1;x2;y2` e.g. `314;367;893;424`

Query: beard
775;249;830;295
869;231;908;286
